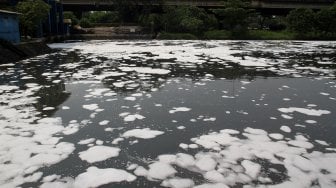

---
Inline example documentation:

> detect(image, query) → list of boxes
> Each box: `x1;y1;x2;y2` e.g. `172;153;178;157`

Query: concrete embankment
0;40;52;64
70;26;154;40
69;34;153;40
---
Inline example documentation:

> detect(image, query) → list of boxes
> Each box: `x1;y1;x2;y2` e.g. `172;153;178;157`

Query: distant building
0;9;20;43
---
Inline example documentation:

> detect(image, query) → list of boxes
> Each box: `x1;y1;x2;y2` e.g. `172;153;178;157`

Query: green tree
63;11;79;26
139;13;161;33
213;0;251;34
87;11;119;23
287;8;315;35
162;6;217;35
79;18;92;28
16;0;50;36
112;0;140;23
315;4;336;34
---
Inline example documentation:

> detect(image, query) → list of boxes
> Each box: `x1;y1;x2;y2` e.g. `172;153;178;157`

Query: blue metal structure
42;0;65;36
0;9;20;43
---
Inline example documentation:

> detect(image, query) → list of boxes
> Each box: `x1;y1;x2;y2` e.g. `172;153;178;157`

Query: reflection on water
0;40;336;188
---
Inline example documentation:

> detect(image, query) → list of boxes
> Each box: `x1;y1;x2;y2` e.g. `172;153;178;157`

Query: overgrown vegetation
63;0;336;40
16;0;50;37
286;4;336;39
157;32;198;40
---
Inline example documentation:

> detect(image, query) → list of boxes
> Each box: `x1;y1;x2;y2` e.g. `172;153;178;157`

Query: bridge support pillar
49;0;58;35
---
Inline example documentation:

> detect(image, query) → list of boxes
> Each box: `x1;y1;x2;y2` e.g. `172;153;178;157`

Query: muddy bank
0;40;52;64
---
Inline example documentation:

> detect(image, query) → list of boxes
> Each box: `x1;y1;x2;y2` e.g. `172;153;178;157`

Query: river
0;40;336;188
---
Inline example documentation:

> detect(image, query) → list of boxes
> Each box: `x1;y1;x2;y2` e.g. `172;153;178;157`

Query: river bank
1;30;335;64
0;39;52;64
158;30;336;40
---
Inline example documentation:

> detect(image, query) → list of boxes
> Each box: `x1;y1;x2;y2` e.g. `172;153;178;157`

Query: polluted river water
0;40;336;188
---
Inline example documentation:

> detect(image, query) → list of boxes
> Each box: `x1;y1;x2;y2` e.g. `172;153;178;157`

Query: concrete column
45;0;52;35
49;0;58;34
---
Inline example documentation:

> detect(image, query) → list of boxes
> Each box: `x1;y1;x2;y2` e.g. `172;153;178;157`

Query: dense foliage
315;5;336;35
161;6;217;35
64;0;336;39
63;12;79;26
213;0;251;32
286;4;336;37
16;0;50;36
286;8;315;35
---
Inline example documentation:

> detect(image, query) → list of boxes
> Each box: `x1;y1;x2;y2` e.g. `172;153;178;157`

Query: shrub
315;6;336;34
16;0;50;36
287;8;315;35
157;32;198;40
63;12;79;26
79;18;92;28
204;30;231;39
248;30;294;40
161;6;218;35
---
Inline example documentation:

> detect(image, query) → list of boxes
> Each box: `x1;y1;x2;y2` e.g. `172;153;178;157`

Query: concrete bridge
62;0;335;11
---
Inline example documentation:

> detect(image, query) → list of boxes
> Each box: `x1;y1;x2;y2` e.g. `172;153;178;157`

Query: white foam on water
135;126;336;187
119;66;171;75
122;128;164;139
95;72;127;80
305;120;317;124
43;107;55;111
123;114;145;122
169;107;191;114
280;125;292;133
79;146;120;163
124;96;136;101
194;183;229;188
134;166;148;177
203;117;216;122
0;115;75;187
4;40;335;187
320;92;330;96
278;107;331;116
74;166;136;188
62;106;70;110
195;156;217;171
78;138;95;145
88;88;110;97
161;178;195;188
241;160;261;179
315;140;329;146
204;170;226;183
268;133;284;140
99;120;110;126
48;40;336;78
281;114;293;119
147;162;177;180
179;143;189;150
82;104;99;111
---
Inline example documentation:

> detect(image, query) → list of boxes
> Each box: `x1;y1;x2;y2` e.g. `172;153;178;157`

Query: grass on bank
156;32;198;40
156;30;336;40
157;30;296;40
247;30;295;40
204;30;296;40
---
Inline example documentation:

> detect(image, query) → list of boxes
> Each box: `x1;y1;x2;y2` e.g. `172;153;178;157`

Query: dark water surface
0;40;336;188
